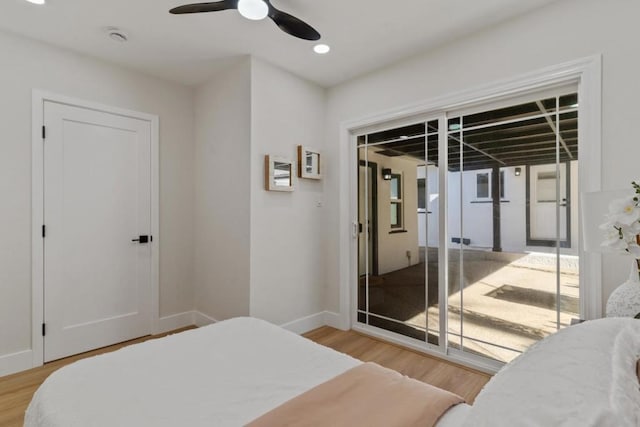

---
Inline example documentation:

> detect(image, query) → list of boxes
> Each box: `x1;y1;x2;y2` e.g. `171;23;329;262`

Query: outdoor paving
363;249;579;363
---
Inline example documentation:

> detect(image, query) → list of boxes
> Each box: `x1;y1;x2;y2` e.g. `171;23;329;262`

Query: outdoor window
476;173;489;198
475;170;506;200
390;173;403;229
417;178;426;211
537;171;557;202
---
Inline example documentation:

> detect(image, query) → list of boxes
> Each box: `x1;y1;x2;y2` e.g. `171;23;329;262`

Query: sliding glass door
355;86;580;367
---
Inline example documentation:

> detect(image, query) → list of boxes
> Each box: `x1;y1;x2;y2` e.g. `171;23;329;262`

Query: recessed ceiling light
313;44;330;55
25;0;46;4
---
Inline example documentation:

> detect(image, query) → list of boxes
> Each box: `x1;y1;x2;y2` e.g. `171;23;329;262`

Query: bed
25;316;640;427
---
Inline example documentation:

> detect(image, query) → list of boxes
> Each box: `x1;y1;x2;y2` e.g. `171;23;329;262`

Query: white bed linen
463;318;640;427
25;317;467;427
435;403;472;427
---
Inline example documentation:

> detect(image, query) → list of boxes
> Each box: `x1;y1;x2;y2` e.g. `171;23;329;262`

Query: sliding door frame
339;56;602;373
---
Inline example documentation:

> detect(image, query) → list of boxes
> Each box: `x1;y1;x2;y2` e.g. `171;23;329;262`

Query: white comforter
463;318;640;427
25;317;468;426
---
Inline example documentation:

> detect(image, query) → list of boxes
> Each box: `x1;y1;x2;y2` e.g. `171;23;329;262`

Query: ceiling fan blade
266;2;321;41
169;0;238;14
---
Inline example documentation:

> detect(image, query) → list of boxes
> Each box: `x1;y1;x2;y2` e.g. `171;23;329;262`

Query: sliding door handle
131;235;152;244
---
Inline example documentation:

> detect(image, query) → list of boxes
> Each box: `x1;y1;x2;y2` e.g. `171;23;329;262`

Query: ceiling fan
169;0;321;41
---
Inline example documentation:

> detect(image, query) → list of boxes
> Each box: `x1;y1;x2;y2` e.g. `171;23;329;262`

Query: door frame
31;90;160;368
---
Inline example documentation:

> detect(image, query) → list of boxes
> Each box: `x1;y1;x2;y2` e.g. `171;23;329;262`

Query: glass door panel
356;121;440;345
447;92;579;363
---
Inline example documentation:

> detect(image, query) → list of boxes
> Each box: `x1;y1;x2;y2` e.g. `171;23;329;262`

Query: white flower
628;243;640;258
601;193;640;258
607;197;640;226
601;232;628;251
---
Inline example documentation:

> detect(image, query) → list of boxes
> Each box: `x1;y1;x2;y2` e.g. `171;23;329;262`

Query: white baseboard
155;311;195;334
156;311;218;333
323;311;346;330
158;311;340;334
281;312;328;335
0;349;33;377
193;311;217;327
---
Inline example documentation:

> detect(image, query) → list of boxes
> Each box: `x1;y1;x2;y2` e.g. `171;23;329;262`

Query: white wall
447;166;526;251
364;151;419;275
442;163;578;254
249;58;327;325
193;58;252;320
191;57;327;326
325;0;640;313
501;167;528;253
0;31;195;360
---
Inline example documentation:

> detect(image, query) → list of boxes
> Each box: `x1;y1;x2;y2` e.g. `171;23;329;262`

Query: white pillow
463;318;640;427
610;323;640;425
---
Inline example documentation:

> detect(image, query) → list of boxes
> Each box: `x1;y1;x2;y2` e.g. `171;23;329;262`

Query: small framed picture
297;146;322;180
265;155;294;192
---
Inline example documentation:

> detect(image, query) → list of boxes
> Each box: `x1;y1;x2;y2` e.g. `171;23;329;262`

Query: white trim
339;55;603;365
31;91;45;368
0;350;34;378
280;312;326;335
279;311;344;335
351;324;498;375
150;115;161;334
577;56;603;320
341;56;601;132
31;90;161;369
193;311;217;327
156;312;195;334
343;130;357;330
323;311;344;330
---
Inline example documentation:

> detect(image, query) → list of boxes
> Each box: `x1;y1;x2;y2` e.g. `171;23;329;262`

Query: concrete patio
360;248;579;363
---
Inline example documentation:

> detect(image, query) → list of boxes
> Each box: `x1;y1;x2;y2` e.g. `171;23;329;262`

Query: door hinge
42;323;46;337
42;125;46;139
42;225;46;238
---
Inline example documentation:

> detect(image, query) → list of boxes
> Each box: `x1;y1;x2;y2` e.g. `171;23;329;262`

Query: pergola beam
535;100;573;159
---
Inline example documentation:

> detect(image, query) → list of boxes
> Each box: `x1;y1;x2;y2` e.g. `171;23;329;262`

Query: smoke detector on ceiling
105;27;129;43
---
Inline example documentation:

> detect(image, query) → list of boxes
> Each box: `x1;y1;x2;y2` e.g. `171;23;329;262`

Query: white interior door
43;101;152;362
530;163;567;242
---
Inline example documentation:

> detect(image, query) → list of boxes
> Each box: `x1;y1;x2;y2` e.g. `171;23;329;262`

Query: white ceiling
0;0;560;87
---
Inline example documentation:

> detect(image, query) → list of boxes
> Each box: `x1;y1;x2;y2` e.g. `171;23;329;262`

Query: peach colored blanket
246;362;465;427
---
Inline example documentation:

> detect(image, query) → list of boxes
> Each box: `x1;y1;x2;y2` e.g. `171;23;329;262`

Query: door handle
132;235;151;244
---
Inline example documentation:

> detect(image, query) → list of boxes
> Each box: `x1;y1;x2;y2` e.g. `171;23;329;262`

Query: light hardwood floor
0;325;491;426
304;327;491;403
